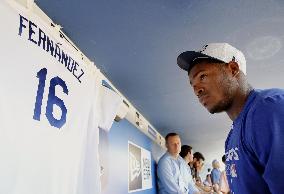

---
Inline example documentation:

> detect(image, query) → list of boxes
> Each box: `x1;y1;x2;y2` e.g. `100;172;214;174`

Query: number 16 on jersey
33;68;69;129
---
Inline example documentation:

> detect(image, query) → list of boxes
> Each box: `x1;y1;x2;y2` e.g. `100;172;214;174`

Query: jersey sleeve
247;95;284;193
97;84;122;131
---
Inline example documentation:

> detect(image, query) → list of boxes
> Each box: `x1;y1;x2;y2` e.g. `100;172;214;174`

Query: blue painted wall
99;119;165;194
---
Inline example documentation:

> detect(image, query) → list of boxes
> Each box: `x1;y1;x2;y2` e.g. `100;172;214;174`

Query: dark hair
165;133;179;143
188;58;226;75
222;155;226;163
193;152;205;161
179;145;193;158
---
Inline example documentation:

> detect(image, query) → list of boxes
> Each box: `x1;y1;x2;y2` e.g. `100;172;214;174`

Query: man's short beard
209;97;233;114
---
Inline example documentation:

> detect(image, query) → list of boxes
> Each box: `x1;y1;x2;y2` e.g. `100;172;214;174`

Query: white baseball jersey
0;1;122;194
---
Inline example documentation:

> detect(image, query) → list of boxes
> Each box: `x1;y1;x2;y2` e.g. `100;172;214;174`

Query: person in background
203;168;212;187
157;133;188;194
180;145;200;194
220;155;230;194
189;152;205;181
189;152;212;193
203;174;212;187
211;160;221;192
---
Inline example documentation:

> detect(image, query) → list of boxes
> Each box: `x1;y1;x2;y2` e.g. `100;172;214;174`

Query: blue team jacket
225;89;284;194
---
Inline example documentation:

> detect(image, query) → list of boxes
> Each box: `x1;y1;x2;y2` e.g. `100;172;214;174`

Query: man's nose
193;85;204;97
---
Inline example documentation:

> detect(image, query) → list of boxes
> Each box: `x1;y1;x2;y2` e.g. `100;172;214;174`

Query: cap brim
177;51;223;72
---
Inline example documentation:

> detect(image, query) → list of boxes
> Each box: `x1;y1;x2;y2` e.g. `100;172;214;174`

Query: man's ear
228;61;240;77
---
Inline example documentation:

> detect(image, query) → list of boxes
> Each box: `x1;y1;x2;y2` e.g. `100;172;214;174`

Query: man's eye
200;74;207;80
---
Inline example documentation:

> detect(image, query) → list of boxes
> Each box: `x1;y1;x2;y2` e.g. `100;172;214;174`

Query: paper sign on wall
128;141;152;192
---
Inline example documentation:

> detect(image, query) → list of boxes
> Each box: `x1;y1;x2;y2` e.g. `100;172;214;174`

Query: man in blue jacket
177;43;284;194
